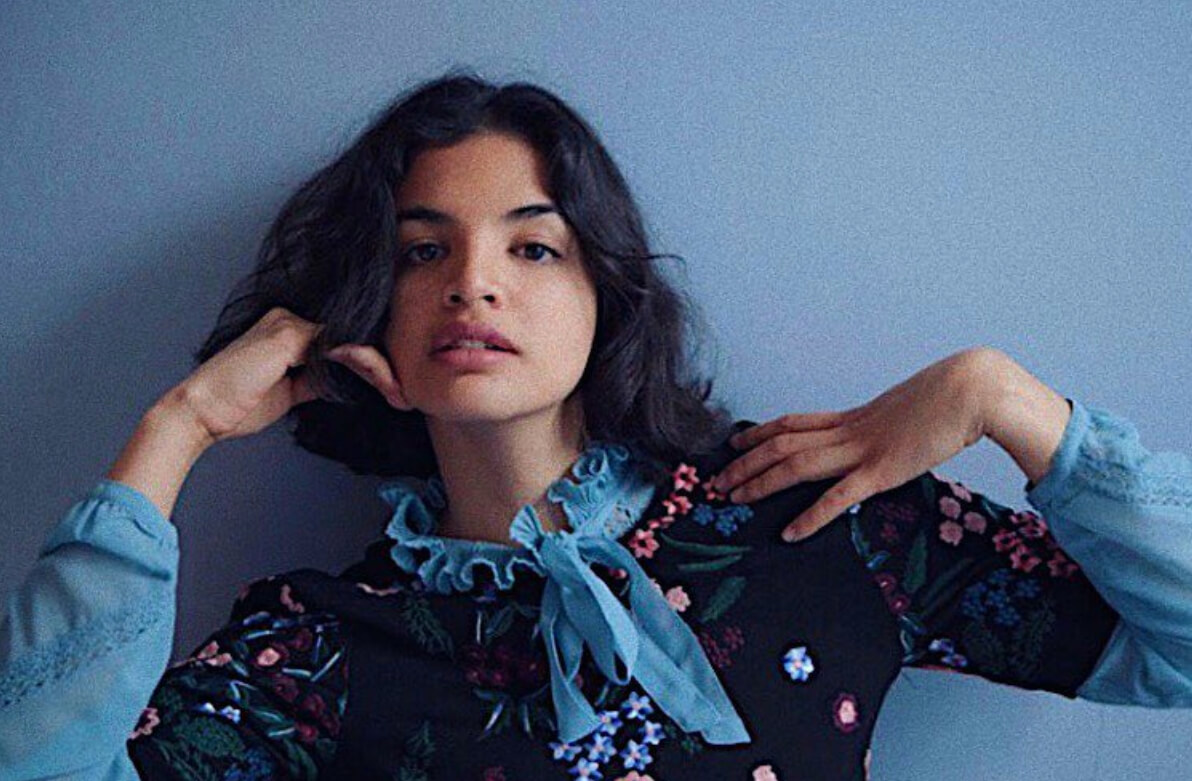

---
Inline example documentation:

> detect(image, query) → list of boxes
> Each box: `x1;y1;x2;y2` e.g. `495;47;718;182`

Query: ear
326;344;416;411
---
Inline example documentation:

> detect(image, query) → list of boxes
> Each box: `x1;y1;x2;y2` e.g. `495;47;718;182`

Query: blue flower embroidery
928;637;969;668
639;719;664;746
620;739;653;771
783;645;815;682
569;757;604;779
596;709;623;735
693;503;755;537
551;740;583;761
622;692;654;720
960;568;1042;627
585;732;617;762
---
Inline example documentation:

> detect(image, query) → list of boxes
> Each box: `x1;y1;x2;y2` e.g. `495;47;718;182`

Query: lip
431;345;517;370
430;321;518;355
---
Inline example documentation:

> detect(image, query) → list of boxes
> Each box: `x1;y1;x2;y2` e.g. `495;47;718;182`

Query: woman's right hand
170;306;412;447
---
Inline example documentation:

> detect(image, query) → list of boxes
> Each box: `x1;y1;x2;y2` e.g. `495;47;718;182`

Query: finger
729;410;847;451
724;441;856;504
781;470;873;543
713;427;843;492
290;369;320;406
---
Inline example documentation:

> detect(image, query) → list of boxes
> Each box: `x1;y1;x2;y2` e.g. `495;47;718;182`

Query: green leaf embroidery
658;532;751;557
698;576;747;624
903;532;927;595
961;620;1006;676
400;594;455;658
677;554;743;573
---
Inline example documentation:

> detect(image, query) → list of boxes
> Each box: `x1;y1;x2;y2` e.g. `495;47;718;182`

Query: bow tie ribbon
509;509;751;746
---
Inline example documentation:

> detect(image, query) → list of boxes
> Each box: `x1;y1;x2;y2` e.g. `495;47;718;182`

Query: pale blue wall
2;2;1189;778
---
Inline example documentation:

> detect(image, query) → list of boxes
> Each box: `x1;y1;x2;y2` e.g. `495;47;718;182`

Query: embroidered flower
193;639;232;667
586;731;617;762
622;692;654;720
928;637;969;668
938;495;962;520
551;740;583;761
942;475;972;502
672;463;699;491
886;592;911;616
285;626;314;652
638;720;664;745
570;757;603;780
597;709;623;736
356;581;402;596
129;706;160;739
783;645;815;682
752;765;780;781
1047;550;1079;579
832;692;860;733
938;520;964;546
962;512;987;534
664;585;690;613
1009;547;1042;574
619;740;653;771
663;494;693;516
269;671;301;702
874;572;898;595
629;528;659;559
615;773;654;781
196;701;241;724
279;583;306;614
252;644;288;668
992;528;1020;553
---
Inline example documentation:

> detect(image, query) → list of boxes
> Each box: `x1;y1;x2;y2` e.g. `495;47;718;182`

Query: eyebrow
394;202;564;227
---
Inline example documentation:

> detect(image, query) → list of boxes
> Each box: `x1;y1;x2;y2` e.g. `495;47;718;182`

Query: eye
399;242;563;265
519;242;563;263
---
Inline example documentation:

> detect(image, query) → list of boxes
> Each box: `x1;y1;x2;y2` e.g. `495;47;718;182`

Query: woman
2;70;1189;780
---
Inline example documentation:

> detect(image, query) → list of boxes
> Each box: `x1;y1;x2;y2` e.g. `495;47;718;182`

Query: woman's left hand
710;347;1002;542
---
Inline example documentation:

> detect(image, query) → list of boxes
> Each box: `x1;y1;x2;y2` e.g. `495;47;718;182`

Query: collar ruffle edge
376;441;659;594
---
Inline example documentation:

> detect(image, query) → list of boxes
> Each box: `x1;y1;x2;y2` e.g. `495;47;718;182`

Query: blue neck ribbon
509;507;751;746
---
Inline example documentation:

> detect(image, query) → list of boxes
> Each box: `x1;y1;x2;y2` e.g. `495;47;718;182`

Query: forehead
395;132;562;229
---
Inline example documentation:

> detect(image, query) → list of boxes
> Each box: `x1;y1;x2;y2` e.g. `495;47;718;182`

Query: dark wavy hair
192;66;736;483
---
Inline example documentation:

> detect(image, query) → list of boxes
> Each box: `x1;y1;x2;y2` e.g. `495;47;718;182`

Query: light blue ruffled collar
375;439;752;746
376;440;660;594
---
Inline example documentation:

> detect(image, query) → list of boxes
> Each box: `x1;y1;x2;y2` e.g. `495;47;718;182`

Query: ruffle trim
376;441;659;593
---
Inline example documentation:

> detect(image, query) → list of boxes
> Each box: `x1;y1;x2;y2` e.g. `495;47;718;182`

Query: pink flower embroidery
752;765;780;781
663;494;693;516
943;476;972;502
194;640;231;667
1018;520;1046;539
939;520;964;546
833;692;860;733
664;585;691;613
1048;551;1080;578
279;583;305;614
874;572;898;595
1010;547;1042;573
356;581;402;596
129;706;160;739
672;463;699;492
962;511;987;534
938;495;962;520
992;529;1020;553
629;528;659;559
253;644;288;668
615;772;655;781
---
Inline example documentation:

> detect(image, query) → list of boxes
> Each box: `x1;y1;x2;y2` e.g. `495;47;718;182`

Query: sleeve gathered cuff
39;479;180;581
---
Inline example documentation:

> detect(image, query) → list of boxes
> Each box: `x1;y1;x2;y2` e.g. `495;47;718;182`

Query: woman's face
385;131;598;428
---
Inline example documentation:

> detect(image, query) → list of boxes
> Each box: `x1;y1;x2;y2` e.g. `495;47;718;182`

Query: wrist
146;386;217;461
975;351;1071;486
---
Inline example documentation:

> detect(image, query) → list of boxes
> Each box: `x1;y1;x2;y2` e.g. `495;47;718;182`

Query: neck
425;396;587;546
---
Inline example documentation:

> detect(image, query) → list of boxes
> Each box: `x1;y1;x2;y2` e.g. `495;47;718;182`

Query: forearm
105;385;214;521
973;350;1071;487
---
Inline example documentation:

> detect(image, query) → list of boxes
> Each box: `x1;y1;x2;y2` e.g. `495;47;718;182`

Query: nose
441;243;503;307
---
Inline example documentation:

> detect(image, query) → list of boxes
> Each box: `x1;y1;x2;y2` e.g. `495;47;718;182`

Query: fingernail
782;527;800;543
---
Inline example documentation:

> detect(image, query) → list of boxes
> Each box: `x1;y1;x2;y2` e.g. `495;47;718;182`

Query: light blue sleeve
1025;396;1192;707
0;479;179;780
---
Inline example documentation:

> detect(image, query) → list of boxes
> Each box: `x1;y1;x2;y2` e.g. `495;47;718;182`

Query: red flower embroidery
833;692;860;733
663;494;693;516
629;528;659;559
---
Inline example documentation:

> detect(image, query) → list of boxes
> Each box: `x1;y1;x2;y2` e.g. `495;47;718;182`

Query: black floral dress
126;409;1124;780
